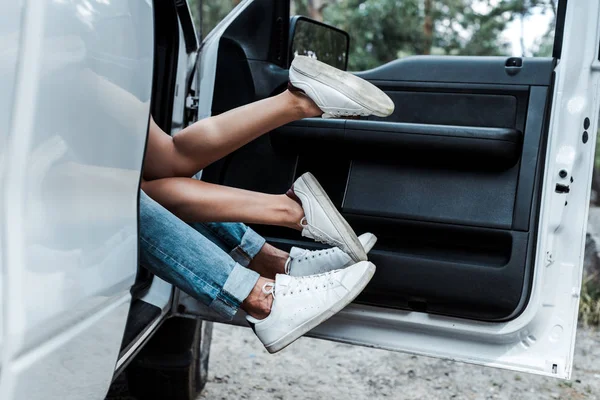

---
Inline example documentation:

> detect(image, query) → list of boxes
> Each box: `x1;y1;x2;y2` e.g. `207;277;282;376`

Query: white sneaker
289;55;395;118
246;261;376;353
286;233;377;276
287;172;367;262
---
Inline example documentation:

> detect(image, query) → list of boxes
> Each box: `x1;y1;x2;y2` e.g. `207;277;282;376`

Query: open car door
176;0;600;379
0;0;152;399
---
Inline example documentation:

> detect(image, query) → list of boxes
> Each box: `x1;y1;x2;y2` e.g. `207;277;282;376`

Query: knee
140;179;150;192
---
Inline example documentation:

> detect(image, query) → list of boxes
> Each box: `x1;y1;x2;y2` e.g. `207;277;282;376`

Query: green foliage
303;0;555;70
320;0;514;70
580;274;600;328
322;0;423;70
434;2;510;56
192;1;557;71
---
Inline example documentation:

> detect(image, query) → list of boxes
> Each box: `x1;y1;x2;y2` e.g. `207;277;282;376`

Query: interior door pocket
344;214;530;321
343;159;518;229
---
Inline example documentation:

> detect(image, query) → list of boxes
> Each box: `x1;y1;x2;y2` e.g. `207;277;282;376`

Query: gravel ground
198;323;600;400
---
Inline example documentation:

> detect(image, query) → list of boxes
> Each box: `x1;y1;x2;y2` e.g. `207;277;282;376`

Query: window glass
291;18;349;69
290;0;557;71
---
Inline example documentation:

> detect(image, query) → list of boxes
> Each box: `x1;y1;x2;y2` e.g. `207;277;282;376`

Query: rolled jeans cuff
210;264;260;320
229;228;266;267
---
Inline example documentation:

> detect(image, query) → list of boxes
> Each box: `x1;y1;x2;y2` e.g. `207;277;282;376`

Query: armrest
345;120;520;142
272;119;522;167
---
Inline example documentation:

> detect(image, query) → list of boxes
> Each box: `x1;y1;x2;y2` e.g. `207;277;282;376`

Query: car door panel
205;55;552;322
182;0;597;379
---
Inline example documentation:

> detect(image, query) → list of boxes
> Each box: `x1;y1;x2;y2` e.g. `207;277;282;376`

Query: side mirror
288;16;350;71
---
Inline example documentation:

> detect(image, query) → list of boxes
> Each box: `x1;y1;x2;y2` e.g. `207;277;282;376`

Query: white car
1;0;598;399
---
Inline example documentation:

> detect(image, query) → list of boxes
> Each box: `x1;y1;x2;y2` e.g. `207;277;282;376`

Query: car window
290;0;558;71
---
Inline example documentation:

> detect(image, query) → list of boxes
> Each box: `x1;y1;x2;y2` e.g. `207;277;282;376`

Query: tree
322;0;424;70
308;0;329;21
194;0;556;71
319;0;519;70
531;0;558;57
423;0;433;55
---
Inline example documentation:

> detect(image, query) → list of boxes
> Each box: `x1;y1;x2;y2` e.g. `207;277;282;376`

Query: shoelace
262;282;276;296
262;272;337;298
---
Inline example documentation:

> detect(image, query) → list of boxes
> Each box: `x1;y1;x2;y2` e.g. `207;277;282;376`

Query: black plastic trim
367;81;530;93
273;119;522;164
508;69;558;321
554;0;568;59
268;0;290;67
150;0;179;134
220;0;288;63
119;300;162;355
132;112;153;298
174;0;199;53
512;87;550;231
356;56;554;86
346;120;520;141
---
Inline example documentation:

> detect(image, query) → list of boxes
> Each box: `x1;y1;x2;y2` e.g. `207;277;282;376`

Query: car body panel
0;0;153;398
0;0;25;363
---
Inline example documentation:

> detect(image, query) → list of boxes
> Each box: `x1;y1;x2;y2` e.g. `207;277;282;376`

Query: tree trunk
423;0;433;55
308;0;326;21
290;0;297;16
548;0;557;17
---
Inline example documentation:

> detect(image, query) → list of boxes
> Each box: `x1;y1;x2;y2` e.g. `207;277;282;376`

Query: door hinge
186;94;199;111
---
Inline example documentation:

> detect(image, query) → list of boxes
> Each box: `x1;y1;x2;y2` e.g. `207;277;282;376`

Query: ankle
242;277;274;320
284;89;321;119
249;244;288;278
276;194;304;230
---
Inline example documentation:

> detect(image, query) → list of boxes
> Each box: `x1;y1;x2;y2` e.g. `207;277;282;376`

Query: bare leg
142;178;304;230
143;90;321;180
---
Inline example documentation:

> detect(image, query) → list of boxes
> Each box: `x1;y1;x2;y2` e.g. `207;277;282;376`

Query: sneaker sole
265;262;376;354
301;172;367;263
291;56;395;117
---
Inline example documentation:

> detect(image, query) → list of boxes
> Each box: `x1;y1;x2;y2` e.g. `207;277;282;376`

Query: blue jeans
139;191;264;319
